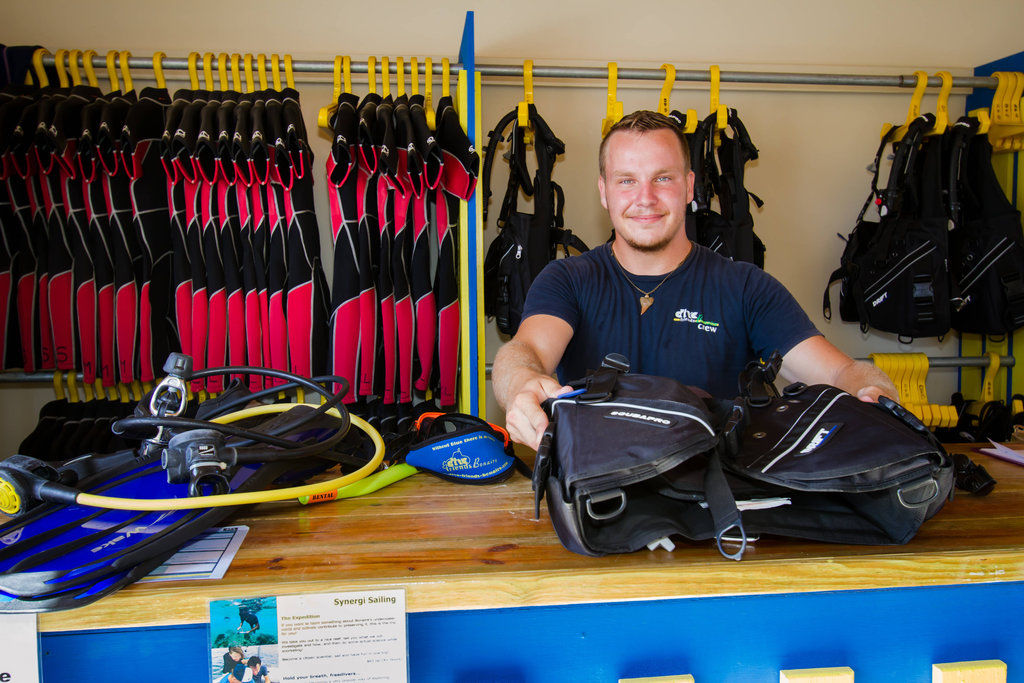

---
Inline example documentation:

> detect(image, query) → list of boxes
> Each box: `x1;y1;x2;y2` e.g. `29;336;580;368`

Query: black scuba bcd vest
946;115;1024;335
481;104;588;336
685;108;765;268
824;113;957;341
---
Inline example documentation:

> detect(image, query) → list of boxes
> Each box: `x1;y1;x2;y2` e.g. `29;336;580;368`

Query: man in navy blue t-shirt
492;110;897;450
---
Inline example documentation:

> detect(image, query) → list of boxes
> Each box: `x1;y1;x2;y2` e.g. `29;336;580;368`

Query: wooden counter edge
37;546;1024;633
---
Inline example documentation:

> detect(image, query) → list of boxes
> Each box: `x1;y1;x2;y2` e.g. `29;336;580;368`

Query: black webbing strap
481;108;519;223
946;116;980;227
705;447;745;561
882;114;935;217
856;124;901;223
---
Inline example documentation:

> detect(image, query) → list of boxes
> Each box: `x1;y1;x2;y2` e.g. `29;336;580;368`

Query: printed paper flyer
210;589;406;682
0;613;40;683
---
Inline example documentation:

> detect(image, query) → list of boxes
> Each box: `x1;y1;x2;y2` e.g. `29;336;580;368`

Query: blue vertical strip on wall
457;10;480;415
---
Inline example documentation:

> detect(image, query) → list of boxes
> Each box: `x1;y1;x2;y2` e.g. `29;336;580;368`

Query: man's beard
617;230;678;253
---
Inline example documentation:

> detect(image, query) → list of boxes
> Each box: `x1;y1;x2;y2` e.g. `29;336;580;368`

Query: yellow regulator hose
74;408;384;511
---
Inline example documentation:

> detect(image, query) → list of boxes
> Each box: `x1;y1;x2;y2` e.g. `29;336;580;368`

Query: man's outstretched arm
780;336;899;403
492;314;575;450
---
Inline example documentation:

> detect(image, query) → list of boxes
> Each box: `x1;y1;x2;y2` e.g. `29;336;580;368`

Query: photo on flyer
210;596;279;682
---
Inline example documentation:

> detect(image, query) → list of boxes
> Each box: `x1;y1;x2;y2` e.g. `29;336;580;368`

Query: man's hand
492;314;575;450
855;385;892;403
504;375;571;450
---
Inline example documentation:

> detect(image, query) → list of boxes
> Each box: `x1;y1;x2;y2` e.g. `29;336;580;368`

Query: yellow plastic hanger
881;70;928;142
217;52;229;91
381;56;391;99
991;72;1012;124
424;57;435;129
367;56;377;95
256;54;268;90
337;55;350;96
67;372;80;404
990;72;1024;151
442;57;451;99
53;371;65;400
54;49;71;88
119;50;133;93
709;65;727;142
83;50;99;88
284;54;295;89
987;72;1011;150
54;49;70;88
153;51;167;90
187;52;200;90
318;55;346;129
518;59;535;144
230;53;242;91
927;71;952;136
243;54;254;93
68;49;83;86
980;352;1001;404
270;54;281;90
396;57;406;97
601;62;623;137
83;376;95;402
912;353;934;427
890;355;909;410
968;107;991;134
410;57;419;96
1014;73;1024;151
988;73;1009;149
105;50;121;93
202;52;214;90
30;48;50;87
658;63;675;116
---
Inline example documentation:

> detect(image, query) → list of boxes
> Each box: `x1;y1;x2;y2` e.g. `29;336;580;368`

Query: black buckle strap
913;273;936;324
577;353;630;403
1001;271;1024;327
739;352;783;407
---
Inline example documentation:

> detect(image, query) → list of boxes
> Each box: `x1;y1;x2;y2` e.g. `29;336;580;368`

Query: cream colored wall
3;0;1024;453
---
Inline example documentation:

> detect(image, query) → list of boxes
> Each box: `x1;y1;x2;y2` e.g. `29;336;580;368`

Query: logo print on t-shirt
673;308;720;333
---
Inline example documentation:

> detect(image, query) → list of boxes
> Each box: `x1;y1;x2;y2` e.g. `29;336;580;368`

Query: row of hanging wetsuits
325;89;478;431
0;77;478;433
825;112;1024;340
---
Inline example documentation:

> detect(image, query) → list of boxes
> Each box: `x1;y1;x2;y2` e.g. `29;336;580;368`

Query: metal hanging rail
478;355;1015;379
40;54;999;90
3;355;1012;384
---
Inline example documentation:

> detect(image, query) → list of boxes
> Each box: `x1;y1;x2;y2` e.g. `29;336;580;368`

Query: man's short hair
247;656;262;667
599;110;690;177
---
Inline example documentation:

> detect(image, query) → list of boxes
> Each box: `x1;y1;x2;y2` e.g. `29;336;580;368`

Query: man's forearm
832;359;899;402
492;338;552;409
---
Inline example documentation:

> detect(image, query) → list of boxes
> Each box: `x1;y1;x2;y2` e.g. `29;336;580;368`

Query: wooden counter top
37;444;1024;633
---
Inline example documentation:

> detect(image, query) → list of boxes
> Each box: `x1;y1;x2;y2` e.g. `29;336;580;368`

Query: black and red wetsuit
433;95;479;408
407;94;443;397
326;92;361;402
123;86;174;384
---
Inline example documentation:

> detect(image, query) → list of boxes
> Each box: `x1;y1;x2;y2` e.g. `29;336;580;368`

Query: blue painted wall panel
40;582;1024;682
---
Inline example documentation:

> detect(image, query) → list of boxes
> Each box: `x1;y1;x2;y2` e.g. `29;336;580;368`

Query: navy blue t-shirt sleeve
742;265;820;360
521;259;580;330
